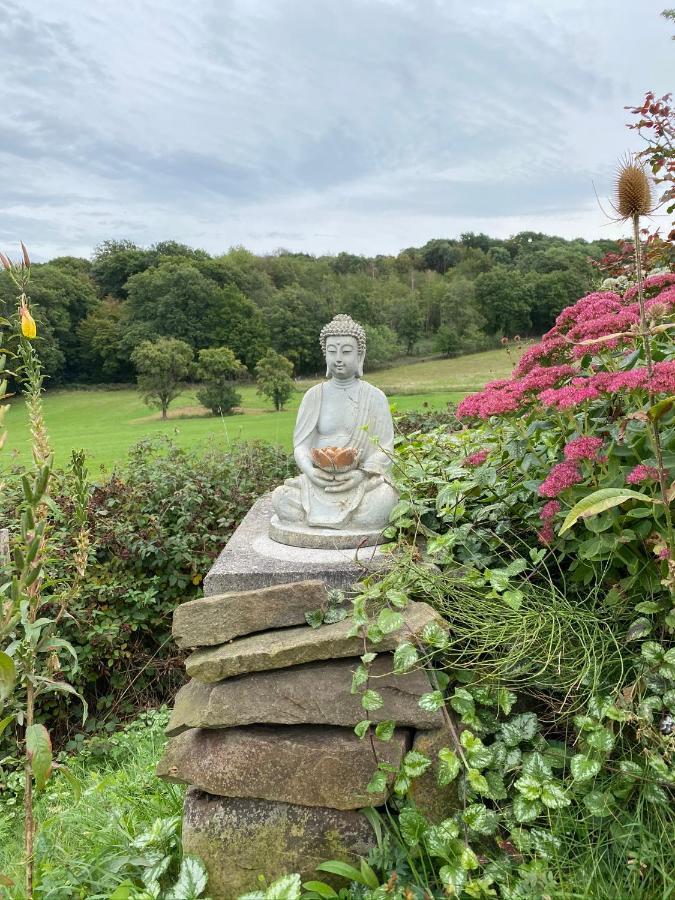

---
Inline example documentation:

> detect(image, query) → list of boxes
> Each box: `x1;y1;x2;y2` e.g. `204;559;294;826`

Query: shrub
0;437;294;742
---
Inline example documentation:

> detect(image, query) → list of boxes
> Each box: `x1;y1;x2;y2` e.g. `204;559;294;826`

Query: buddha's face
324;335;362;380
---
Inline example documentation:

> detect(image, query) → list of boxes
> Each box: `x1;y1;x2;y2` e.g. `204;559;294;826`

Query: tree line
0;232;621;387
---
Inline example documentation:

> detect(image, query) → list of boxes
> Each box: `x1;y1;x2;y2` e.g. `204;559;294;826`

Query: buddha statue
269;314;399;548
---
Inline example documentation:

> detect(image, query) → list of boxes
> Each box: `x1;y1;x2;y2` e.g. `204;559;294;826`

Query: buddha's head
319;314;366;379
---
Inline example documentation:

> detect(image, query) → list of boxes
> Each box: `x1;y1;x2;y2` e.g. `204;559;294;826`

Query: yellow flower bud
20;305;36;339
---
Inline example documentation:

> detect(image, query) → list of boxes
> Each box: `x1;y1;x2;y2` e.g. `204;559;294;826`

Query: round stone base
269;515;385;550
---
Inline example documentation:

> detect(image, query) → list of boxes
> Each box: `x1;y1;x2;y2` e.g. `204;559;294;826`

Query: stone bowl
310;446;360;474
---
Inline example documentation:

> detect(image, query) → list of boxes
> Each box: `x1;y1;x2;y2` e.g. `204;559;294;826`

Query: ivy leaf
450;688;475;719
377;607;404;635
463;803;499;835
366;769;388;794
540;782;570;808
467;768;489;795
374;720;395;742
361;689;384;712
641;641;665;666
354;719;371;739
583;790;614;817
26;723;52;791
437;748;461;786
0;651;16;704
514;774;541;801
393;642;418;673
399;806;428;847
403;749;432;778
513;795;542;823
418;690;445;712
626;617;652;642
499;712;538;747
165;856;209;900
571;754;601;782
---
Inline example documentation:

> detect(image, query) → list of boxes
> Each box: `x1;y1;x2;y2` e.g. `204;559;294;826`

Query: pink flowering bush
393;272;675;620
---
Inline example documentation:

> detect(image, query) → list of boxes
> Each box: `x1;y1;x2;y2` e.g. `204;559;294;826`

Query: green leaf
351;664;369;693
26;723;52;791
460;731;493;769
354;719;370;739
463;803;499;835
317;860;369;885
514;774;541;801
586;727;614;753
560;488;658;536
571;754;601;781
583;789;614;817
377;607;404;635
165;855;209;900
503;589;524;610
437;747;461;786
301;882;339;899
374;720;395;742
439;865;466;895
0;714;15;739
496;687;517;716
418;690;445;711
366;769;388;794
513;795;542;823
540;782;570;809
359;859;379;890
450;687;475;719
421;621;448;649
425;819;460;857
386;589;408;609
393;642;418;673
361;689;384;711
323;606;347;625
399;806;428;847
403;749;432;778
626;618;652;642
467;768;489;795
641;641;665;666
499;712;539;747
0;651;16;703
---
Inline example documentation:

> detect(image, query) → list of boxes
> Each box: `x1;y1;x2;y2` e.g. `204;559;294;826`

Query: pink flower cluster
464;450;489;466
563;436;604;461
624;272;675;300
538;461;582;498
537;499;562;545
457;279;675;421
626;464;660;484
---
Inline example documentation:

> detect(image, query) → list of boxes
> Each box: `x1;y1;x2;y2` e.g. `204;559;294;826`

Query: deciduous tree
130;337;193;419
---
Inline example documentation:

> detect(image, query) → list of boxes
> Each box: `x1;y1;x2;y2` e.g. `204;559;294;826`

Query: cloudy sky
0;0;671;261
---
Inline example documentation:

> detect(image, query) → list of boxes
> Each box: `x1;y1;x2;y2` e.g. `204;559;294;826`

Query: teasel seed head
615;154;653;220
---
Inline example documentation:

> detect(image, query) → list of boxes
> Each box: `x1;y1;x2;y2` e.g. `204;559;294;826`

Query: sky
0;0;672;261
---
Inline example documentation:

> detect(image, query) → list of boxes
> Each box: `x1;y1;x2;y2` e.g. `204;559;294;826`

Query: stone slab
269;514;385;550
158;725;411;809
409;723;463;823
172;580;329;649
182;789;376;899
166;655;442;735
185;600;444;683
203;494;393;595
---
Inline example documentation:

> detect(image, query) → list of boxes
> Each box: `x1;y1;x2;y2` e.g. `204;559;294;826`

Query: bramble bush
0;437;294;744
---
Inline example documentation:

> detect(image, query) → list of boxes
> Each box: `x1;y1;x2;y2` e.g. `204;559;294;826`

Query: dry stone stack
157;495;448;898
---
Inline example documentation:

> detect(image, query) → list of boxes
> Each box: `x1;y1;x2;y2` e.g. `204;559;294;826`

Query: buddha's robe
273;380;397;530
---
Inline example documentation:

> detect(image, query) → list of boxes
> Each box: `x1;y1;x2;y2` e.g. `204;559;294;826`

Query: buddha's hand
306;468;337;488
324;469;366;493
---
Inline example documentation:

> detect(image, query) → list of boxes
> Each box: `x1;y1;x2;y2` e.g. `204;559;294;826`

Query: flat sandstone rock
166;655;442;735
172;580;329;649
158;725;410;809
182;789;376;898
185;600;444;683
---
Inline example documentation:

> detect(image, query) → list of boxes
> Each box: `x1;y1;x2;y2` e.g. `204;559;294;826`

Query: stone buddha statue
269;314;399;549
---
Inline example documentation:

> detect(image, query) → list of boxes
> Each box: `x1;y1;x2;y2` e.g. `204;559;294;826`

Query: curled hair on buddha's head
319;314;367;354
320;314;367;377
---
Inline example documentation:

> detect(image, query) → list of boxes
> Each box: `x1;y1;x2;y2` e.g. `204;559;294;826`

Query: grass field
3;347;520;471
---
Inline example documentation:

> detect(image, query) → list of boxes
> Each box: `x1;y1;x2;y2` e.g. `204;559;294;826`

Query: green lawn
3;348;520;471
